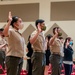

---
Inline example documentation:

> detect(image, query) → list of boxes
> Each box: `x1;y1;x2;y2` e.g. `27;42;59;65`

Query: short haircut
35;19;44;27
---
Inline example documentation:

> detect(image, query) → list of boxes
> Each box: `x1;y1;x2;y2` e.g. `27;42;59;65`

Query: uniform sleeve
8;29;13;37
30;31;38;44
31;31;36;38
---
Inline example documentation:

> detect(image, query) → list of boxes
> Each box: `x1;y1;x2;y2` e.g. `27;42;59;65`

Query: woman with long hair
44;34;52;75
63;37;74;75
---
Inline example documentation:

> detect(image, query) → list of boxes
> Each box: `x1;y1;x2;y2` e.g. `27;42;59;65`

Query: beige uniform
50;38;62;55
31;30;45;75
50;38;63;75
0;37;7;51
6;28;25;58
31;30;45;52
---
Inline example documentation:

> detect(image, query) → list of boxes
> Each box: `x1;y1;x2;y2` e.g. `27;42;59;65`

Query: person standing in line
30;19;46;75
26;35;33;75
0;28;7;70
49;27;63;75
44;34;52;75
3;12;25;75
59;37;64;60
59;37;64;72
63;37;73;75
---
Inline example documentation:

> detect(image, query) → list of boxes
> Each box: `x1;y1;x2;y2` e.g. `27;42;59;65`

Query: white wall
0;0;75;69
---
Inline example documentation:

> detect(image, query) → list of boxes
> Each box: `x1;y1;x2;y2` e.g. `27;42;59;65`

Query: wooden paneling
51;1;75;21
0;3;39;22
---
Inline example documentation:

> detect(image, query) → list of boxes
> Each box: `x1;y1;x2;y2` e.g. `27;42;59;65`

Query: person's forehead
19;18;21;20
41;22;45;25
18;18;22;21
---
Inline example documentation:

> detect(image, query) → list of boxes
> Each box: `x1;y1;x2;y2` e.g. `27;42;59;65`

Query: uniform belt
52;52;60;55
33;50;42;53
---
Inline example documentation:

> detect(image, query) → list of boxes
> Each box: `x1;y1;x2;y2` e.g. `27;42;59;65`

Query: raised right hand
66;40;69;46
55;28;58;35
8;11;12;22
37;23;42;33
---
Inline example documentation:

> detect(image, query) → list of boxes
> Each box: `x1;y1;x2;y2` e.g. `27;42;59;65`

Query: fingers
66;40;69;46
37;23;40;28
55;28;57;32
9;11;12;18
55;28;58;34
37;23;42;32
67;40;68;42
8;11;12;21
9;11;11;16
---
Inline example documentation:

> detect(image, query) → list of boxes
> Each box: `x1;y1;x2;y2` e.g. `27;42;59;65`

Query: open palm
37;23;42;32
8;12;12;21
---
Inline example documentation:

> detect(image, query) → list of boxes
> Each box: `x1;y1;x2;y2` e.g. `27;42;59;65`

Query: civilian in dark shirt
63;37;73;75
44;34;52;75
26;35;33;75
